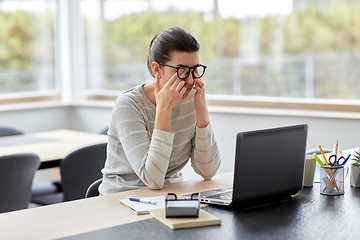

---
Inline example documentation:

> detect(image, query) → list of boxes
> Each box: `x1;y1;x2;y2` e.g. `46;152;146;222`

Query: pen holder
320;165;344;196
165;193;200;218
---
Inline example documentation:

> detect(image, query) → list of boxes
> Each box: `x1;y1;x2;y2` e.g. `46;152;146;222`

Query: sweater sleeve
190;122;221;180
114;95;174;189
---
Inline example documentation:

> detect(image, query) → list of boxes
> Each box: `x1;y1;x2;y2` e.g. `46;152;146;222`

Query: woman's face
158;51;199;99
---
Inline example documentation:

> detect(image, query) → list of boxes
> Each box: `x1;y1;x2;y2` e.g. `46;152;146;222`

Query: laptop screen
232;124;308;204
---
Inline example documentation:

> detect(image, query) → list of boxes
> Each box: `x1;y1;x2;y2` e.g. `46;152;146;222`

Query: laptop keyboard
205;190;233;200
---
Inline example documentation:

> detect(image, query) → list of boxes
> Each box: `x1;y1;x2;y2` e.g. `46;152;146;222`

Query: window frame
0;0;61;104
85;89;360;114
1;0;360;119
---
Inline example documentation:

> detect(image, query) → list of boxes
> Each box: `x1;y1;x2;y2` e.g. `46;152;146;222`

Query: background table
0;129;108;169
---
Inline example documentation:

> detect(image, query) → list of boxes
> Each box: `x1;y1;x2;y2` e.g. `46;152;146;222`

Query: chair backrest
60;143;107;202
85;178;102;198
0;154;40;214
99;127;109;135
306;148;332;155
0;126;24;137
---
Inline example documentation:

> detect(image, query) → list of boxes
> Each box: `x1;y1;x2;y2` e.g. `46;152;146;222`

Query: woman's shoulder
115;85;144;105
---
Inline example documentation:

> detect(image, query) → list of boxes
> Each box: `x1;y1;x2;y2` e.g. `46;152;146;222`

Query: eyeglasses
158;63;207;80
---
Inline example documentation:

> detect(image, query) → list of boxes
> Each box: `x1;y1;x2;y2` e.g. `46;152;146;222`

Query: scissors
328;154;346;166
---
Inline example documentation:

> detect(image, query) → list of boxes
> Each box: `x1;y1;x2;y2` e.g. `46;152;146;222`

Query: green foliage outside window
1;2;360;97
101;3;360;63
0;9;55;94
91;2;360;97
0;10;35;70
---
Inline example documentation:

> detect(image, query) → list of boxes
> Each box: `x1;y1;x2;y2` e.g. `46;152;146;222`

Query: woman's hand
193;78;210;128
154;69;187;111
154;70;187;132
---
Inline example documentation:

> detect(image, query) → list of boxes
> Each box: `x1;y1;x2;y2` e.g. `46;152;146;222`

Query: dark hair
147;27;200;78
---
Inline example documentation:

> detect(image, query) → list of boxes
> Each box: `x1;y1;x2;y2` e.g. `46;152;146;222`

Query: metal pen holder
320;165;344;196
165;193;200;218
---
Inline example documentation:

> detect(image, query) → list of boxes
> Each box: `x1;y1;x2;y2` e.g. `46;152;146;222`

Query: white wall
70;105;112;134
1;104;359;181
0;105;71;133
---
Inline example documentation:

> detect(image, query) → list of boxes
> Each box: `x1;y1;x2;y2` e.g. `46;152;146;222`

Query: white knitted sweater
99;84;221;195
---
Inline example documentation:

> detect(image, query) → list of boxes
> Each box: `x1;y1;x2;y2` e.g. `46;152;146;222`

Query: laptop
184;124;308;208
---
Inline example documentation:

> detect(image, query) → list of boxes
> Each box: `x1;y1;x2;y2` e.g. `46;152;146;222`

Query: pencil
319;145;340;192
319;145;329;167
335;140;338;158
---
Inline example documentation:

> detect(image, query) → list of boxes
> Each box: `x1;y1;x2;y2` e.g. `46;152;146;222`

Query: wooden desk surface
0;172;233;240
0;129;108;163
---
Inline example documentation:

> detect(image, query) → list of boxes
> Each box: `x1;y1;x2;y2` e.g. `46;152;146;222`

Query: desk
0;172;232;240
0;129;108;169
0;172;359;240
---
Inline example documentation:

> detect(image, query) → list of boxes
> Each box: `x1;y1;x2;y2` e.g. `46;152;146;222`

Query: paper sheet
119;196;166;215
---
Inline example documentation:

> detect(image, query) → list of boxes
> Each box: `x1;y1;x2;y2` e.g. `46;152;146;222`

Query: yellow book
150;208;221;230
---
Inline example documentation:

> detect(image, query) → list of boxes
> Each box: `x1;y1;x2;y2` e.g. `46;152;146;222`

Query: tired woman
99;27;221;195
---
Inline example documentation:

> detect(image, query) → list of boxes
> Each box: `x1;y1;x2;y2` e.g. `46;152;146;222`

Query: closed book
150;208;221;230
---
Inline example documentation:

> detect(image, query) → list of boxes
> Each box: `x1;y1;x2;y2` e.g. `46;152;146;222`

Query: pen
319;145;339;191
128;197;157;205
340;154;351;166
312;153;325;166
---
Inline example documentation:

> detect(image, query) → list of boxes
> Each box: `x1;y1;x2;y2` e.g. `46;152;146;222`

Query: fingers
154;69;187;111
164;71;178;87
164;68;185;88
176;80;186;93
161;70;187;96
154;74;160;94
193;78;205;94
193;78;204;89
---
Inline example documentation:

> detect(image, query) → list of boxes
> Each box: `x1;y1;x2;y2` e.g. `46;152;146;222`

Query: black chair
0;126;24;137
31;143;107;204
85;178;102;198
0;154;40;214
31;181;62;204
0;127;58;202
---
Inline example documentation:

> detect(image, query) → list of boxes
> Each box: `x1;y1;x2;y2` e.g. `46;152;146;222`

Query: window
2;0;359;110
0;0;58;99
80;0;360;105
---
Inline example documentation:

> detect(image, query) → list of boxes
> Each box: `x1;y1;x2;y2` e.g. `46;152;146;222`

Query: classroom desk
0;171;359;240
0;129;108;169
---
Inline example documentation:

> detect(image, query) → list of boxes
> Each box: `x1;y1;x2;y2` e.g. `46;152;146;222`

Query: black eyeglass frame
158;63;207;80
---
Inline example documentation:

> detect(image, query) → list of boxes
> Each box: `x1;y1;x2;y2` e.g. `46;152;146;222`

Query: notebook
150;208;221;230
184;124;308;208
119;196;166;215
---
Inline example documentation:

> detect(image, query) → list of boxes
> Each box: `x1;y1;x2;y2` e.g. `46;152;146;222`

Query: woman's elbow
203;172;216;180
143;178;164;190
148;184;163;190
